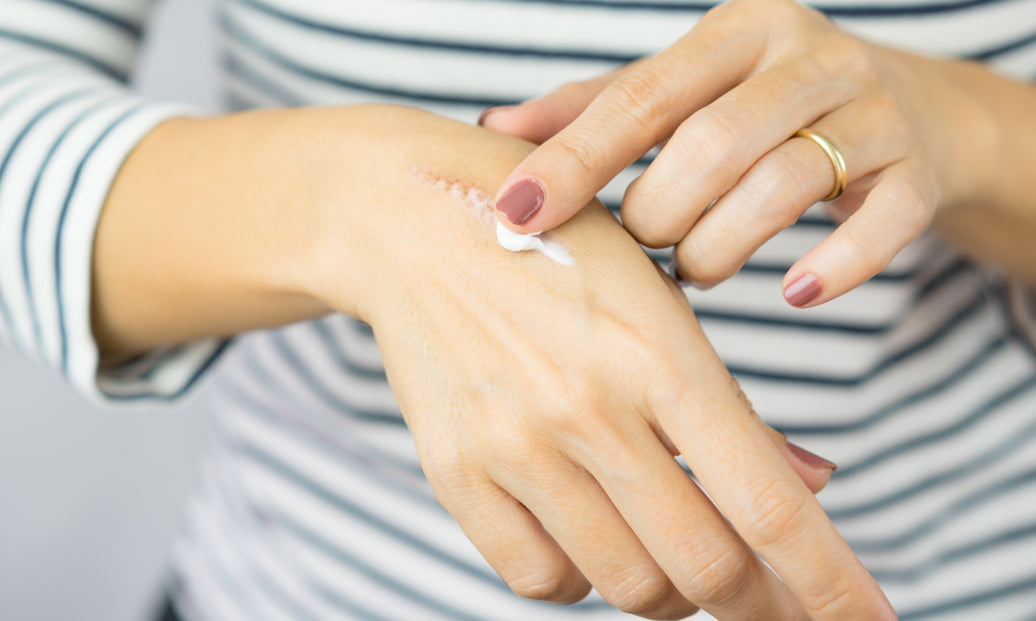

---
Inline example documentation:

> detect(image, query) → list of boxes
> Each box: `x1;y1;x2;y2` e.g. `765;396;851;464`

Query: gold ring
794;128;847;202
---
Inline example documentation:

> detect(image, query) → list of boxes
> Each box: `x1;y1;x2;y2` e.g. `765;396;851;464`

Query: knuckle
886;178;935;231
603;570;676;616
675;237;736;288
604;66;673;134
620;183;674;248
676;107;742;176
799;573;862;618
754;150;812;227
822;34;878;84
739;477;811;549
682;544;754;607
550;132;602;181
841;220;893;276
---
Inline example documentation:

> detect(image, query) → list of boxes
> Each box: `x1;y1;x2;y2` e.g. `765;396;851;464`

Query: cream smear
495;222;573;265
411;166;573;265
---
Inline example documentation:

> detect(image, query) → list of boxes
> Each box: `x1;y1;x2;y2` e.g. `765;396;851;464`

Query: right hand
310;107;895;620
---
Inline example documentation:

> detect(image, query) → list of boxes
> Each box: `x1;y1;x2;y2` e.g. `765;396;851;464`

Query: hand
95;104;889;619
484;0;995;307
313;107;895;620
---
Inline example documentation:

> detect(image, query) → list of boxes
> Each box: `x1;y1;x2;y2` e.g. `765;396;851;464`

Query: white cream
410;166;573;266
496;221;573;265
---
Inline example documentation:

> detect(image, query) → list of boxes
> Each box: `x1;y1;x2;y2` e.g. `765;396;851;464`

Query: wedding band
794;128;847;202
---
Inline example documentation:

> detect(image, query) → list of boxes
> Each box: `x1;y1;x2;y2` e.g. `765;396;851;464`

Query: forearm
91;104;553;363
926;59;1036;285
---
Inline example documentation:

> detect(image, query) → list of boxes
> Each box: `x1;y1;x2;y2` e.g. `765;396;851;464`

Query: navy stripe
180;524;278;621
230;437;509;621
235;0;640;63
55;102;149;375
264;331;405;425
730;283;990;386
676;255;969;336
224;432;519;599
219;361;424;480
0;28;124;81
224;54;309;107
5;89;104;357
835;373;1036;480
967;27;1036;60
309;321;387;381
216;371;435;503
870;521;1036;583
0;67;76;350
105;339;233;401
850;458;1036;552
779;333;1009;435
222;15;519;107
898;572;1036;620
485;0;1017;17
828;415;1036;518
32;0;141;38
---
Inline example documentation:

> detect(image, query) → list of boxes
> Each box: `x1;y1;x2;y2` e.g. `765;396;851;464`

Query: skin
90;105;891;620
489;0;1036;305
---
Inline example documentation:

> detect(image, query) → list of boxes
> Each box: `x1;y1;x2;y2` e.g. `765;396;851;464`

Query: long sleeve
0;0;226;403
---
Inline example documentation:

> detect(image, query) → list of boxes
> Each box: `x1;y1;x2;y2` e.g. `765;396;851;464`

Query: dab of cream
496;222;573;265
410;165;573;266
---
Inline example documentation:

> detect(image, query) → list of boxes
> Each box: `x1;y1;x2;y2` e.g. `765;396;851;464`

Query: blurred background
0;1;221;619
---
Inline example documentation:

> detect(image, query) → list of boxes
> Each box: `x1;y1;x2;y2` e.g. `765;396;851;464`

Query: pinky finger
439;477;592;603
783;161;939;307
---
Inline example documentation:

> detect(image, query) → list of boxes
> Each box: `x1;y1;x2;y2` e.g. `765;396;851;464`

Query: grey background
0;1;220;620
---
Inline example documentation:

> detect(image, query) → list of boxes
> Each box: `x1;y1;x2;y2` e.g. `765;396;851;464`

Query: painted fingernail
478;105;510;126
787;441;838;471
784;273;822;307
496;178;544;225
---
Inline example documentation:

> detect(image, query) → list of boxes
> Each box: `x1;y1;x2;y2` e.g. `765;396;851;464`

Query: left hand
484;0;993;307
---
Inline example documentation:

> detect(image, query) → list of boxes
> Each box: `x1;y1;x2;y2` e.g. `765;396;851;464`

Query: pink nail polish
496;178;544;225
784;273;822;307
787;441;838;471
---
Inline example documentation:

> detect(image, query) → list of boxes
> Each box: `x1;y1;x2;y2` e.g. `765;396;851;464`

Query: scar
410;165;573;266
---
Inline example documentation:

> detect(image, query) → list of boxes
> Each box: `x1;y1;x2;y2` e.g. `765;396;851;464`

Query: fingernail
787;441;837;471
784;273;822;307
478;106;510;126
496;178;544;225
667;260;690;286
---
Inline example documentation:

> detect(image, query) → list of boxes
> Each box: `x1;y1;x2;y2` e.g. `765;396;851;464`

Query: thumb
479;70;618;144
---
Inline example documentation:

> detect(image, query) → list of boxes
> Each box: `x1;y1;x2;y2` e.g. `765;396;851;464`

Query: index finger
652;337;898;620
493;15;765;233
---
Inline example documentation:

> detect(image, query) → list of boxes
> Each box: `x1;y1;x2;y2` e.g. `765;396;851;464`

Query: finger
673;97;904;287
565;413;809;619
492;453;699;619
783;160;938;307
666;373;837;494
651;339;896;620
623;57;858;249
479;66;634;144
433;471;592;603
494;20;766;232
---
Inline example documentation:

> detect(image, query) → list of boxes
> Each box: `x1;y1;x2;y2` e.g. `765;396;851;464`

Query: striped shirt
2;0;1036;619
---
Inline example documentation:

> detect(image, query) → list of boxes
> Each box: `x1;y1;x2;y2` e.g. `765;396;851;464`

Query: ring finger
673;95;907;288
